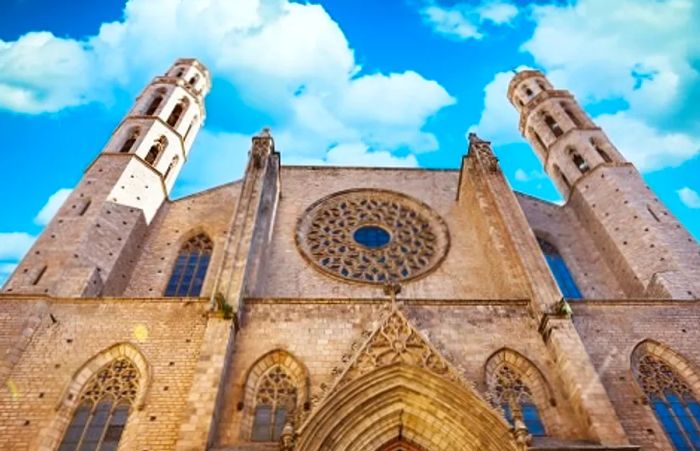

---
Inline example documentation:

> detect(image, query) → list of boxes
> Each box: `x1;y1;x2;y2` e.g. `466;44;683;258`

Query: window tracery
251;366;298;442
295;189;449;285
58;358;139;451
165;233;213;297
634;353;700;450
488;364;546;436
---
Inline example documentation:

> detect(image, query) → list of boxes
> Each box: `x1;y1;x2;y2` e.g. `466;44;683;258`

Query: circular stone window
295;189;450;285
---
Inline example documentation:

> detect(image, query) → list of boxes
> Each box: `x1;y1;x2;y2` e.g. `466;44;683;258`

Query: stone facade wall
572;301;700;451
252;167;528;301
124;182;241;298
0;296;208;451
516;192;625;299
215;301;587;448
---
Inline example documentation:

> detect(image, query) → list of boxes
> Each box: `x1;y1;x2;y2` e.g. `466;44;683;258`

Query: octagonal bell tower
509;70;700;300
2;59;211;297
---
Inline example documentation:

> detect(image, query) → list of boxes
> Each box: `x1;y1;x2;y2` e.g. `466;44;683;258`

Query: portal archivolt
295;363;519;450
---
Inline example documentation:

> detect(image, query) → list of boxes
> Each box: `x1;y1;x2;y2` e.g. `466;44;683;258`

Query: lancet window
251;366;298;442
119;128;140;153
570;149;590;173
544;113;563;137
145;136;167;166
164;233;213;297
590;138;612;163
166;98;189;127
537;237;582;299
144;89;165;116
58;358;139;451
634;351;700;450
487;358;546;436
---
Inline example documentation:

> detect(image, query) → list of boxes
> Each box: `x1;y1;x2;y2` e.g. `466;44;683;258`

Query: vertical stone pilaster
174;130;280;449
541;317;629;445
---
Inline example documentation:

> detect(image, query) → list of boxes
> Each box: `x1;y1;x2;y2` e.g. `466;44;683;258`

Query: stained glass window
58;358;139;451
538;237;582;300
635;354;700;450
490;364;546;436
251;366;297;441
353;225;391;248
165;233;213;297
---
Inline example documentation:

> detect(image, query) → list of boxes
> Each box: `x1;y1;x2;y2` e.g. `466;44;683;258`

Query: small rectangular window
647;205;661;222
32;266;47;285
79;199;91;216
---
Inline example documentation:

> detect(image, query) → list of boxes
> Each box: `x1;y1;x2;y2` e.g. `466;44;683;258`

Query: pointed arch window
144;89;165;116
58;358;139;451
590;138;612;163
528;127;547;154
570;149;590;173
163;156;179;181
634;351;700;450
544;113;563;137
537;237;582;299
165;233;213;297
561;102;583;128
145;136;167;166
166;98;189;127
488;363;546;436
553;164;571;190
119;128;140;153
251;366;298;442
188;74;199;87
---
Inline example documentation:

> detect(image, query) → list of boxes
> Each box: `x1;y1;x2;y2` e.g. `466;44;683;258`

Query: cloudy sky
1;0;699;285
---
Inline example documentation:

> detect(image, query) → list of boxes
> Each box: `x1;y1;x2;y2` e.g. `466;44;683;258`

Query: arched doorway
378;437;426;451
295;363;518;450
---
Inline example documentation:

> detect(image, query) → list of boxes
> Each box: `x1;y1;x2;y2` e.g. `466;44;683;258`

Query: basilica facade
0;58;699;451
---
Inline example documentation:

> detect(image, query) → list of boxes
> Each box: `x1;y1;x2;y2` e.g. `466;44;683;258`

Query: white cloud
34;188;72;226
468;69;526;146
0;232;35;260
595;112;700;171
286;142;418;167
0;0;453;179
514;168;546;182
470;0;700;172
420;1;518;40
677;187;700;209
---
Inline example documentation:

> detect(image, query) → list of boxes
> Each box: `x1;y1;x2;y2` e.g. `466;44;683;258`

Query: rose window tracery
296;189;450;285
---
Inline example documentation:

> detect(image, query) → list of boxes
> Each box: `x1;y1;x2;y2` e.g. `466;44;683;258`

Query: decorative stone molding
239;349;310;441
294;306;519;450
36;342;150;451
631;339;700;399
295;189;450;285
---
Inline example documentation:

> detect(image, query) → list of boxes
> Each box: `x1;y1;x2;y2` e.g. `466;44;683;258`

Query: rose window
295;189;450;284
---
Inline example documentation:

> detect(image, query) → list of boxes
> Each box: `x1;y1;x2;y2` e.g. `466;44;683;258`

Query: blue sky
1;0;699;284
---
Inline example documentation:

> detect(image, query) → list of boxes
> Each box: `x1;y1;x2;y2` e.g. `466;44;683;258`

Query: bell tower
509;70;700;299
3;58;211;297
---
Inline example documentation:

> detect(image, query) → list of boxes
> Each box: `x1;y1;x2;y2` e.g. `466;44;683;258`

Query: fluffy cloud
468;69;526;145
677;187;700;209
420;1;518;40
0;232;35;260
0;0;453;178
286;142;418;167
470;0;700;172
595;113;700;172
514;168;546;182
34;188;72;226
